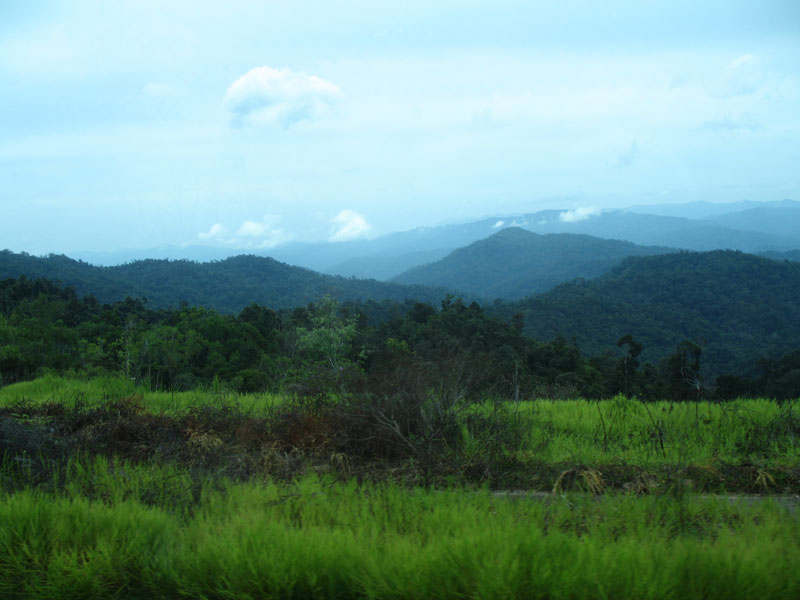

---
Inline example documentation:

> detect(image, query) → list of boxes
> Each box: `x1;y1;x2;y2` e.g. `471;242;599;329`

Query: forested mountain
498;250;800;378
0;250;461;313
391;228;674;299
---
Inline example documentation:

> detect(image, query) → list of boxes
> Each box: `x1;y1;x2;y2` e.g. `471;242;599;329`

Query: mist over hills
622;198;799;219
0;251;459;314
327;203;798;281
497;250;800;378
286;204;800;278
517;209;799;252
323;248;454;281
391;228;675;299
65;201;800;283
704;205;800;239
268;218;508;274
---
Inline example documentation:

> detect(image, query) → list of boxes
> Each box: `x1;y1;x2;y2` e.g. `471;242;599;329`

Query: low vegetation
2;376;799;598
2;460;798;599
2;376;798;492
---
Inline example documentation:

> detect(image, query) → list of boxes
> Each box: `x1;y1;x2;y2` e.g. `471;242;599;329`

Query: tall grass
0;374;285;415
470;396;800;467
2;378;799;597
1;456;798;599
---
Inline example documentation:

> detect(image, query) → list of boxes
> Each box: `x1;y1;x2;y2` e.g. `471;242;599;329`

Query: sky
1;0;799;255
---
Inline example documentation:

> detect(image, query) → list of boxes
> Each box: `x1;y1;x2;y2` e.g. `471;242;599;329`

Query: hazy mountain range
622;198;799;219
69;200;800;282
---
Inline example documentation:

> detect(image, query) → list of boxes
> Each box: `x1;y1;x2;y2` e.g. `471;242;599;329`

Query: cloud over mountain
559;207;601;223
197;215;288;248
329;210;372;242
198;223;229;240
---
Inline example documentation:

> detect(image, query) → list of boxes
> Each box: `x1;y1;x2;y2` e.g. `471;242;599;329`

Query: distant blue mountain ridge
66;201;800;281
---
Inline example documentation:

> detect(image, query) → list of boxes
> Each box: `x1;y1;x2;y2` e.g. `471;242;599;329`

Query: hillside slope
500;250;800;377
392;228;675;298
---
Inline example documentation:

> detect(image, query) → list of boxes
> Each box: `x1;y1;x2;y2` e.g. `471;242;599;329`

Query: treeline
1;276;798;400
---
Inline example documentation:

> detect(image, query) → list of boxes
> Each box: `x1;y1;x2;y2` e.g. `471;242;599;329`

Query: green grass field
1;455;798;600
1;375;799;598
495;396;800;467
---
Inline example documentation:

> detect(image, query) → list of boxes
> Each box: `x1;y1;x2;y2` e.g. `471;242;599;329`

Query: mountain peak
392;230;675;299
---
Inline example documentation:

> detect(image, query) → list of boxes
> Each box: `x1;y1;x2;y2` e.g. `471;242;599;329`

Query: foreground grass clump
512;396;800;466
0;457;798;600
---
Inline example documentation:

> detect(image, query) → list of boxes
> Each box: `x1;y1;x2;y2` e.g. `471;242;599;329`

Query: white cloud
223;66;341;128
329;210;372;242
235;214;288;248
198;223;228;240
198;216;288;248
558;207;601;223
492;220;505;228
237;220;268;237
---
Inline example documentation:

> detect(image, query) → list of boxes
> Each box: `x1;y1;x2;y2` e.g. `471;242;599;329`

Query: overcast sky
1;0;799;254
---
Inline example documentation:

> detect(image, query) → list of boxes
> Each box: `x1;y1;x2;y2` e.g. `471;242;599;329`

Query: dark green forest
0;250;460;313
1;274;798;400
501;250;800;379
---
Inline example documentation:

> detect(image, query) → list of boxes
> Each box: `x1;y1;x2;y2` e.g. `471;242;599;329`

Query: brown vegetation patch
3;398;800;495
